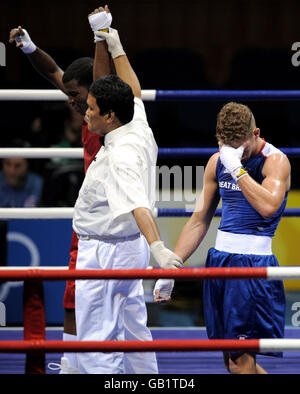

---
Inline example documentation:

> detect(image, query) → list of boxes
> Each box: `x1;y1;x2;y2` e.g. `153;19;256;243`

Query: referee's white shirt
73;97;158;238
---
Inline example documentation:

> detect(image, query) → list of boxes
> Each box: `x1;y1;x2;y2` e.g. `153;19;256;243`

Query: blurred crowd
0;103;84;208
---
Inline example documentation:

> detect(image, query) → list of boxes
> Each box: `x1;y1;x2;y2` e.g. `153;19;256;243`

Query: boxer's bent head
216;102;256;145
63;57;94;115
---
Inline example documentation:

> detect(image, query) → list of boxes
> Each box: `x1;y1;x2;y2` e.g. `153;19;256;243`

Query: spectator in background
28;103;82;150
51;104;83;166
55;105;82;149
38;104;85;207
0;141;43;207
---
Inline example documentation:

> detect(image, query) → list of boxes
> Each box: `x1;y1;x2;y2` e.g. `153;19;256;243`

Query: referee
72;28;182;374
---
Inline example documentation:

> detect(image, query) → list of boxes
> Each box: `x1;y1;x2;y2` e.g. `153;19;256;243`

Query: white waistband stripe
215;230;272;255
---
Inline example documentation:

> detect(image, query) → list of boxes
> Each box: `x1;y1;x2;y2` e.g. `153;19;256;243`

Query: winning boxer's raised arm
9;26;65;92
88;5;113;81
26;48;65;91
93;41;113;81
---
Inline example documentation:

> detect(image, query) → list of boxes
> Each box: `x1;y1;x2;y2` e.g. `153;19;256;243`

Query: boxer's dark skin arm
9;27;64;89
9;26;65;91
9;9;113;91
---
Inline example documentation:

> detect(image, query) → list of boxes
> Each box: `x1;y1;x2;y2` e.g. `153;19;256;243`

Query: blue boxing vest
216;141;288;237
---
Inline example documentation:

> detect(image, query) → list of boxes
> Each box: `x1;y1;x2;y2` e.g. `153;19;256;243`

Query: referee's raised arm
95;28;142;99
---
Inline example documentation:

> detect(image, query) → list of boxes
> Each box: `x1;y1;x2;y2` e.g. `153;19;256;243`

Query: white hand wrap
150;241;183;269
15;29;36;54
153;279;174;299
220;144;247;181
88;11;112;42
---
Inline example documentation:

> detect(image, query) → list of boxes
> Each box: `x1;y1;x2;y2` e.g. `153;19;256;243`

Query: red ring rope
1;339;299;352
0;267;269;280
0;339;261;353
0;266;298;374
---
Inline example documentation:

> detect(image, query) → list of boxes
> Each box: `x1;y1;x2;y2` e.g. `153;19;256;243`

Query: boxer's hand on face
9;26;36;53
219;143;247;181
88;5;112;42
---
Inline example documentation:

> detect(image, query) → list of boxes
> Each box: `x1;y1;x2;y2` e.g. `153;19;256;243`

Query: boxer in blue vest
156;102;291;374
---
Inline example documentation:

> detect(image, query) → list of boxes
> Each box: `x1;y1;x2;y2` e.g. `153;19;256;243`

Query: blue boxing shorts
203;247;286;357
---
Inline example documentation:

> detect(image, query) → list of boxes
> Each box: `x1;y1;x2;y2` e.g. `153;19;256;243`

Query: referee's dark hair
89;75;134;125
62;57;94;88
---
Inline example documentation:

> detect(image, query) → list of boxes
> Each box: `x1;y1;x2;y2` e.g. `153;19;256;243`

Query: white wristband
15;29;36;54
95;29;111;42
232;166;248;182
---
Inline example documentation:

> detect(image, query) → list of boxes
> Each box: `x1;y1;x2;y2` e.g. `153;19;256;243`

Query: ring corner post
23;279;46;374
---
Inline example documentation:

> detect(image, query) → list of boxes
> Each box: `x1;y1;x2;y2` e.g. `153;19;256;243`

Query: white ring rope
0;266;69;270
0;208;74;219
259;339;300;351
0;148;83;159
267;266;300;280
0;207;157;219
0;89;157;102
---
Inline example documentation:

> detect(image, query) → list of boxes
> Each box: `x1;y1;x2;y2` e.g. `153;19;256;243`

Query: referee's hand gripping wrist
150;241;183;269
95;28;126;59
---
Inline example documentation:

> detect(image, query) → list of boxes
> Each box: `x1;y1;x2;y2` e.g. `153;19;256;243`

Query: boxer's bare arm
174;153;220;262
26;48;65;91
9;26;65;91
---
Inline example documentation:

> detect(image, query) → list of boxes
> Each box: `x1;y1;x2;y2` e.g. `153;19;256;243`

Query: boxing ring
0;89;300;374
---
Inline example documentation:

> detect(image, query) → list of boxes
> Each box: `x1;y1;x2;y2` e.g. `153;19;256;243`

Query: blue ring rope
158;147;300;158
157;208;300;217
155;90;300;101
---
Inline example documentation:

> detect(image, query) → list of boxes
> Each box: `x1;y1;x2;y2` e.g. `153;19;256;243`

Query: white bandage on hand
150;241;183;269
88;11;112;42
153;279;174;301
220;144;247;181
95;28;125;59
15;29;36;54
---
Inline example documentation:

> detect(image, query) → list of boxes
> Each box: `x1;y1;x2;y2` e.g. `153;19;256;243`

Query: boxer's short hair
63;57;94;88
216;102;256;144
